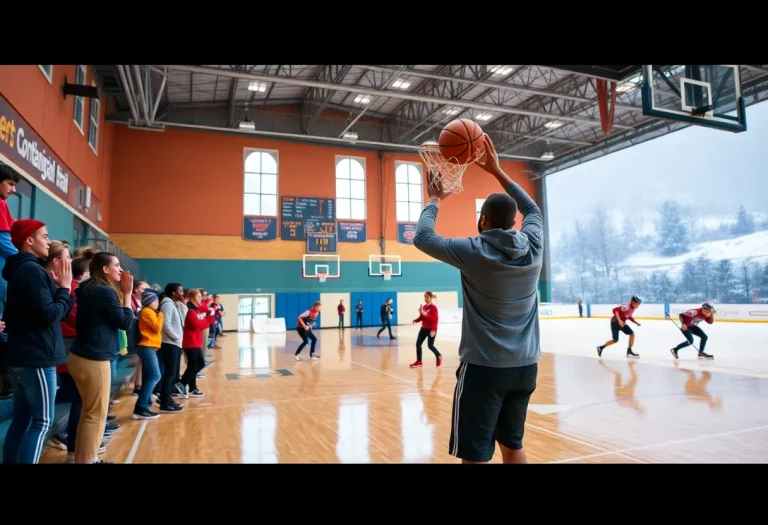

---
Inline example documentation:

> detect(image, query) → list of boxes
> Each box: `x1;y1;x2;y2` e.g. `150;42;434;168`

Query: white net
418;141;485;195
382;270;391;281
318;272;327;283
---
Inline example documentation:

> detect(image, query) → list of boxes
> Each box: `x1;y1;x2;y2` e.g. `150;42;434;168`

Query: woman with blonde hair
68;252;134;464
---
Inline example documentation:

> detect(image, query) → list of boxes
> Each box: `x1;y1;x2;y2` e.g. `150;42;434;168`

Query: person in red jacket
670;302;715;360
180;288;208;397
597;295;642;359
410;291;442;368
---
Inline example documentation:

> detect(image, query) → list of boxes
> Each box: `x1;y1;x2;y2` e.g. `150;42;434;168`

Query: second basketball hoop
418;118;486;195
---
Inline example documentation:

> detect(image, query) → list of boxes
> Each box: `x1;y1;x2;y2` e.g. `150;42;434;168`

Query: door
238;295;272;332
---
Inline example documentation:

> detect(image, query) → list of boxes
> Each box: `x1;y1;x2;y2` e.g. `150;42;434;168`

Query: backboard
641;65;746;132
368;254;402;278
302;254;341;281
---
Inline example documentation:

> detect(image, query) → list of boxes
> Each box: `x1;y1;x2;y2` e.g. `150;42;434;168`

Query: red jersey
182;304;208;349
414;303;439;331
679;308;713;327
337;304;345;316
0;198;14;232
57;279;81;373
612;303;637;323
298;308;319;329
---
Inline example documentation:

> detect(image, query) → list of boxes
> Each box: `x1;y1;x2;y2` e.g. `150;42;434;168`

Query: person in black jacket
67;251;134;464
376;298;396;340
1;219;73;464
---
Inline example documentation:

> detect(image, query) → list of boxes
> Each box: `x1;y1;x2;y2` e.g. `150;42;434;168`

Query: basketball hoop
418;141;485;195
382;270;391;281
317;271;327;283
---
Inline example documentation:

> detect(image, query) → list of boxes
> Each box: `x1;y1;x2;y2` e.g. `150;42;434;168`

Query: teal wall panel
134;259;462;296
33;191;74;245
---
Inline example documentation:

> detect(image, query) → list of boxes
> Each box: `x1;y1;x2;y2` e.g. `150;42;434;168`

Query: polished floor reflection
41;320;768;463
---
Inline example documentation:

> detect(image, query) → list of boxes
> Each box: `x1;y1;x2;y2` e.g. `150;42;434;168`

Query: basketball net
418;142;485;195
382;270;391;281
317;271;327;283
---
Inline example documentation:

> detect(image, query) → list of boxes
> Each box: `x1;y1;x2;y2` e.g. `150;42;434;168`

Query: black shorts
610;319;633;341
449;361;538;462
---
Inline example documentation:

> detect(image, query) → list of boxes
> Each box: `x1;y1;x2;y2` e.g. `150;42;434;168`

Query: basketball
438;119;484;164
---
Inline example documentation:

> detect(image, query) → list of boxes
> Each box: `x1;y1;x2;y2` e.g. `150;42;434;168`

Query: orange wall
109;125;535;240
0;65;115;229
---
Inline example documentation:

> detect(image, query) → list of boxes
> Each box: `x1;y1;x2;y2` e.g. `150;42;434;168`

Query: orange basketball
438;119;484;164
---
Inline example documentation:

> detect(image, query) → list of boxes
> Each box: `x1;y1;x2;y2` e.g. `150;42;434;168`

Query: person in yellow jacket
132;290;164;419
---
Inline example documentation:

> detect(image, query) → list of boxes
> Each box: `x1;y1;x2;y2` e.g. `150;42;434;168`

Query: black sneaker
310;354;320;361
133;407;160;419
627;349;639;359
597;345;603;357
160;403;184;413
133;386;140;396
104;421;121;434
188;389;205;397
698;352;714;360
174;382;189;398
0;391;12;400
670;348;679;359
106;414;118;422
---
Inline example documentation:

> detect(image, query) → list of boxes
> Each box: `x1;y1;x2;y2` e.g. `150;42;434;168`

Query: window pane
396;202;409;222
244;172;261;193
407;165;421;184
409;202;422;222
395;183;409;202
350;199;365;220
336;179;350;198
337;198;351;219
350;159;365;180
261;152;277;174
239;298;253;314
244;152;261;173
336;159;350;179
350;179;365;198
408;183;422;203
74;98;83;123
261;174;277;195
244;194;260;215
254;297;270;314
261;195;277;217
88;125;97;147
395;165;408;183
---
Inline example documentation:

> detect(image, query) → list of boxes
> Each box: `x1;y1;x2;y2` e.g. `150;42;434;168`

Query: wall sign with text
243;216;278;241
397;223;417;244
337;220;366;243
281;195;336;240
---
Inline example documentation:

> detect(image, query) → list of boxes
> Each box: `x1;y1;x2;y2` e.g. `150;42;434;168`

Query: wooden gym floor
41;321;768;464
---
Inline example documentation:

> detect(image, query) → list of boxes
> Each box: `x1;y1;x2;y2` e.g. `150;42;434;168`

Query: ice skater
597;296;642;359
670;302;715;360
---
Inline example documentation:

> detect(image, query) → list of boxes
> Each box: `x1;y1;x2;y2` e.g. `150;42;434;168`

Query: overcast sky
546;100;768;240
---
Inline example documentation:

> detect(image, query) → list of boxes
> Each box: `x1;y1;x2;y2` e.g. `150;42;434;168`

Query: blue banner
337;221;366;242
243;216;278;241
397;223;417;244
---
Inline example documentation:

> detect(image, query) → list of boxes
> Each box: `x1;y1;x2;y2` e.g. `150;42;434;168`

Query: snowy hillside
620;229;768;277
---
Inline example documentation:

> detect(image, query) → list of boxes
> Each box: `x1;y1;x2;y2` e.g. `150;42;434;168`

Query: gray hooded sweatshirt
413;180;544;369
160;297;187;347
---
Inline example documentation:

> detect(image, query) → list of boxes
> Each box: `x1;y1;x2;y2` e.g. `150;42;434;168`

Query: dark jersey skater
295;301;321;361
597;296;642;358
671;302;715;360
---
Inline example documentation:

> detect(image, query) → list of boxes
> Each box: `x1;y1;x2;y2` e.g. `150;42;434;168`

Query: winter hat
10;219;45;249
142;289;159;307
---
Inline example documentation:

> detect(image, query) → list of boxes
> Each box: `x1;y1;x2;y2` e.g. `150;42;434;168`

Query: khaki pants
68;353;111;463
202;327;209;349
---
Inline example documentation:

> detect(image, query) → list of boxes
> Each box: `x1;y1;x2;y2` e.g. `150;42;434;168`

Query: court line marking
125;420;148;464
180;389;412;412
349;360;647;464
551;423;768;463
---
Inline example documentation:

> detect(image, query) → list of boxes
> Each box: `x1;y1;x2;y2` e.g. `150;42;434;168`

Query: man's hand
681;324;687;331
475;133;501;175
426;169;452;201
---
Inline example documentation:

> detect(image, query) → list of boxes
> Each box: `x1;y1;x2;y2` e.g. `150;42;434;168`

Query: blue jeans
135;346;161;410
3;366;57;464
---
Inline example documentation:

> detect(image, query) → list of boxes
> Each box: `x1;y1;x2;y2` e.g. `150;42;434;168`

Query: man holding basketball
413;133;543;464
